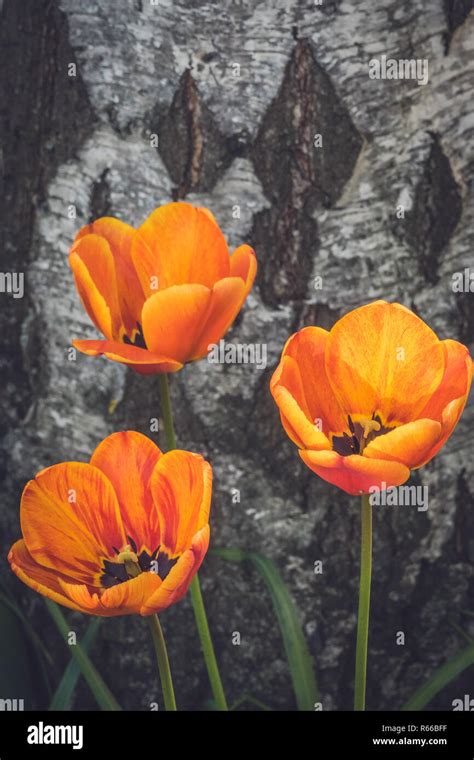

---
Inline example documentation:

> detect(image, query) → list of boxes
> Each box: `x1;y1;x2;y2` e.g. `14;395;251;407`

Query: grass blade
45;599;121;711
401;642;474;710
49;617;102;710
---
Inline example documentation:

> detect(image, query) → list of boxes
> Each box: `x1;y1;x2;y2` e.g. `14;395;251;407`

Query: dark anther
348;415;355;434
157;551;179;580
123;322;147;349
351;436;360;454
101;560;130;588
127;536;138;554
138;550;151;571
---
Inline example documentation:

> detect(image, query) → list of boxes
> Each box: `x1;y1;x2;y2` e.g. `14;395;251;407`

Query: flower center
332;414;394;457
101;536;178;588
123;322;147;349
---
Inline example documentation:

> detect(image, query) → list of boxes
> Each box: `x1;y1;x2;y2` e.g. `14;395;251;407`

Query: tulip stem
158;372;228;711
148;614;177;711
354;493;372;711
158;373;177;449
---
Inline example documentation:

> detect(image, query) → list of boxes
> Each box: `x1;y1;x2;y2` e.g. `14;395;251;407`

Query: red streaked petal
90;432;162;554
150;451;212;556
21;462;126;586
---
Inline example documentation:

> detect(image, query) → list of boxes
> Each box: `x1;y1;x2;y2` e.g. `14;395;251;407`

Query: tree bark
1;0;473;710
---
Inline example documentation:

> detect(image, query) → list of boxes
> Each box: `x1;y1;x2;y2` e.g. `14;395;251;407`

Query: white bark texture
0;0;473;709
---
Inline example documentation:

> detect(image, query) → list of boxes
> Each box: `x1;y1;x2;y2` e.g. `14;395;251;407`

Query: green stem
189;575;228;710
158;372;228;711
148;614;177;711
158;373;177;449
45;599;121;711
354;493;372;711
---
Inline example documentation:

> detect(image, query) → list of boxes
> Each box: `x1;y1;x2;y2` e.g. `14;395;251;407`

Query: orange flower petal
140;526;210;615
271;356;331;450
363;419;442;469
21;462;126;586
229;244;258;290
150;451;212;556
69;235;122;340
90;432;162;554
141;284;212;364
325;301;445;424
75;218;145;337
200;245;257;351
131;202;230;295
419;339;472;421
275;327;348;436
299;449;410;496
59;572;162;617
189;277;247;360
8;540;84;613
72;339;183;374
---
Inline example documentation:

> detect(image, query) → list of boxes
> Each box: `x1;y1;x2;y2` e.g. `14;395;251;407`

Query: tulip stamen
100;542;179;588
332;414;393;457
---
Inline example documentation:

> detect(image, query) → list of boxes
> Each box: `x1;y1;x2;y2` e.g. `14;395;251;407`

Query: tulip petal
140;526;210;615
419;339;472;422
75;218;145;336
21;462;126;586
8;540;84;612
69;235;122;341
141;284;212;364
363;419;442;468
72;339;183;374
273;327;348;437
325;301;445;424
90;432;162;555
131;202;230;295
299;449;410;496
409;340;473;467
150;451;212;556
271;356;331;450
59;572;162;617
190;277;247;360
229;244;258;290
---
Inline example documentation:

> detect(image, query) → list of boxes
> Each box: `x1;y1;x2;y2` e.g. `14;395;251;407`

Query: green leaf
212;547;319;711
49;617;102;710
44;599;122;711
401;641;474;710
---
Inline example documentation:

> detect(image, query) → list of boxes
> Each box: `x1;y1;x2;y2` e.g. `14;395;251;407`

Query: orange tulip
69;202;257;374
8;432;211;616
271;301;472;496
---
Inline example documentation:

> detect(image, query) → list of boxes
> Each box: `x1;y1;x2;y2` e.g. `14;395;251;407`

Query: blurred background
0;0;473;710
